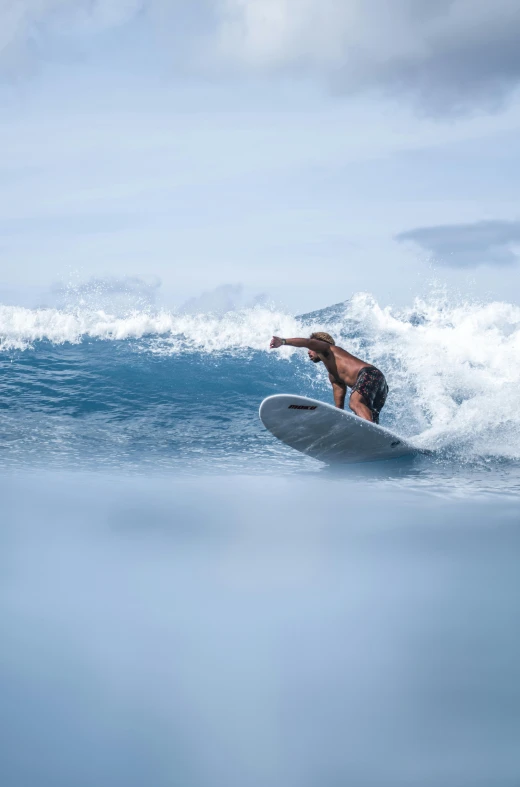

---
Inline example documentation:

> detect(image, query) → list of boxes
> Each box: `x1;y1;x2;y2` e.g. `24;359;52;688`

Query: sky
1;0;520;314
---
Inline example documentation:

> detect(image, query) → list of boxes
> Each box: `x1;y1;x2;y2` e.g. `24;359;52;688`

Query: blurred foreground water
2;471;519;787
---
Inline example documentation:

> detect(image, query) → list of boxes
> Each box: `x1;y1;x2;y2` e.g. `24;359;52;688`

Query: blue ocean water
2;292;520;786
2;292;520;487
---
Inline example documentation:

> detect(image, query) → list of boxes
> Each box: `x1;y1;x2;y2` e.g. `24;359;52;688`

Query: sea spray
1;292;520;468
0;304;302;353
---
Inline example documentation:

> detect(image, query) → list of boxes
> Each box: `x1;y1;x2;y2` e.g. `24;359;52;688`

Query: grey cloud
383;13;520;114
3;1;520;113
0;0;142;50
396;220;520;268
211;0;520;114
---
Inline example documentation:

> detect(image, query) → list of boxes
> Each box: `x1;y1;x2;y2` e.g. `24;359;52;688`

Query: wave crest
0;304;302;353
2;293;520;460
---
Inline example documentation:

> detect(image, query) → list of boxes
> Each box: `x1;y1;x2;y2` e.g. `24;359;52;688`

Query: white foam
0;304;303;353
322;293;520;460
2;294;520;459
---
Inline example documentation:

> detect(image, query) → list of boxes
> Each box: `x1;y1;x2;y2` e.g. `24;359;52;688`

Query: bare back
320;345;372;388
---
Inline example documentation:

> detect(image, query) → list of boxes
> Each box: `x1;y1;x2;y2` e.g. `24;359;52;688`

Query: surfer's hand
270;336;283;349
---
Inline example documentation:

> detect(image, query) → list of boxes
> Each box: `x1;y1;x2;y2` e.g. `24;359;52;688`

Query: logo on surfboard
288;404;317;410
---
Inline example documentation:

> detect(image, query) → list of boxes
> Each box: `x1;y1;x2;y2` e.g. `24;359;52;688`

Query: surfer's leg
372;379;389;424
351;367;388;424
349;391;373;422
350;367;379;421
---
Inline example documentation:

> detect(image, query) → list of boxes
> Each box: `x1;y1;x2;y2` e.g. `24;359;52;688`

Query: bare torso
269;334;381;420
320;346;373;388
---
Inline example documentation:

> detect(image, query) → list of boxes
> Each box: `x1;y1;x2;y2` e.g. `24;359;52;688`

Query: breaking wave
1;292;520;465
0;303;301;353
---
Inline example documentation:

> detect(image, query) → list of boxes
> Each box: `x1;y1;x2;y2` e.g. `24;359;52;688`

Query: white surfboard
259;394;417;464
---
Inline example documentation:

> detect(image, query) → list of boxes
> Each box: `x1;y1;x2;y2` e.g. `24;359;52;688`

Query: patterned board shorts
351;366;388;424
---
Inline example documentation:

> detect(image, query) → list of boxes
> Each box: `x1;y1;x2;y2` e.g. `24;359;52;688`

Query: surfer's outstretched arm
270;336;332;353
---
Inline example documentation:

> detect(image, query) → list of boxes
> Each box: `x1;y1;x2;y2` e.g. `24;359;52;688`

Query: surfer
269;332;388;423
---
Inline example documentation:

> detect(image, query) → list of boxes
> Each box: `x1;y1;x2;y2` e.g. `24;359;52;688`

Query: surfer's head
308;332;335;362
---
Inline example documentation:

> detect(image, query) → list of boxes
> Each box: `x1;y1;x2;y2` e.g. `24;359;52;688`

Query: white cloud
215;0;520;112
2;1;520;112
216;0;425;69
